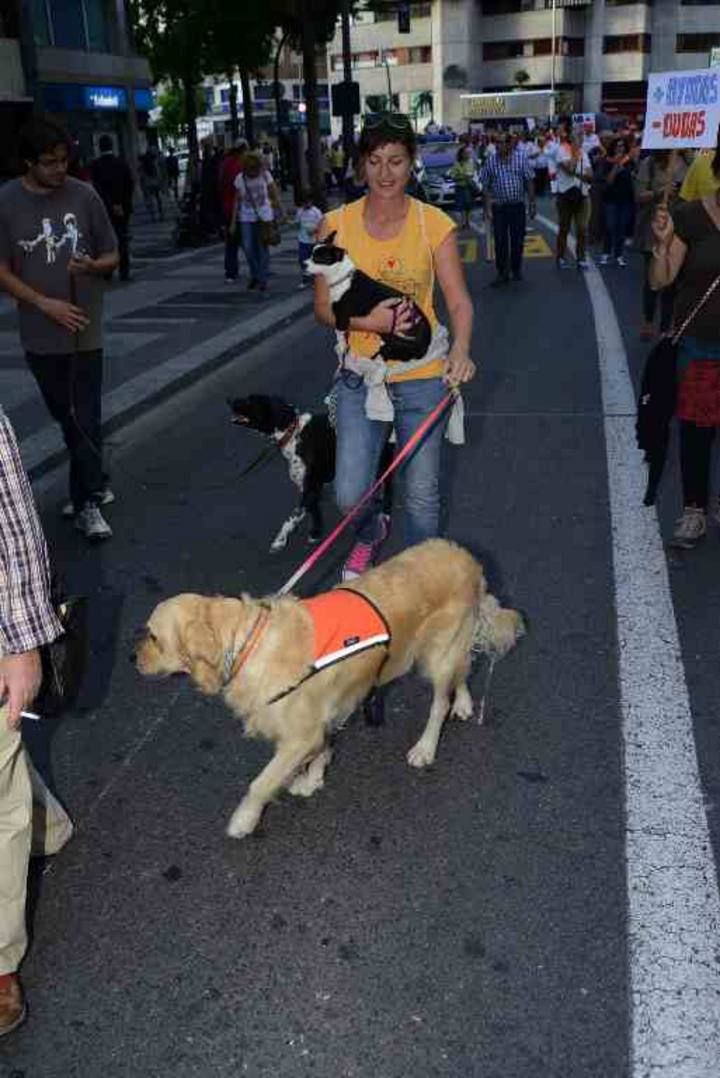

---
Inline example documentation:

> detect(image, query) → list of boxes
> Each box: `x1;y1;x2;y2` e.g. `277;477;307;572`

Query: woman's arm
648;205;687;290
434;231;475;384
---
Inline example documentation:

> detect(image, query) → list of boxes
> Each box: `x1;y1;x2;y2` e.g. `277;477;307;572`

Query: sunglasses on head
362;112;413;133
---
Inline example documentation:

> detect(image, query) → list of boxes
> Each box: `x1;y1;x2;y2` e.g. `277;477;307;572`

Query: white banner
643;68;720;149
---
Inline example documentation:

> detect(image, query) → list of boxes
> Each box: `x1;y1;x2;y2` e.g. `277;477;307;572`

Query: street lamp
550;0;557;120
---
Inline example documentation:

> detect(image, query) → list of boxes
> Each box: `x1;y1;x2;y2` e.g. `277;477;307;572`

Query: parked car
415;142;482;207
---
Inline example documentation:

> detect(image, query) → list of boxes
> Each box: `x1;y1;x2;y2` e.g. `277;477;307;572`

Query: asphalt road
1;207;718;1078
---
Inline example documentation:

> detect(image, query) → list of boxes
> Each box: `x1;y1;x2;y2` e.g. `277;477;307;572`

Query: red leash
277;388;457;596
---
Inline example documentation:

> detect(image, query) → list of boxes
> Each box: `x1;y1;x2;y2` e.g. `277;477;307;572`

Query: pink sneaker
342;515;390;581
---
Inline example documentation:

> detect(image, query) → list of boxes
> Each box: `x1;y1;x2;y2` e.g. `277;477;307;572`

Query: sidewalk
1;195;314;479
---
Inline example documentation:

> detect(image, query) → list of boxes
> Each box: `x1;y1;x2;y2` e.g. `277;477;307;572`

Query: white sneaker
598;253;611;266
616;255;627;267
577;259;590;270
74;503;113;541
62;488;114;519
671;507;706;549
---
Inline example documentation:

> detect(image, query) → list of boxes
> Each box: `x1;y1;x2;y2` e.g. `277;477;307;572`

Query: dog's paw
226;801;262;838
407;739;436;769
451;685;474;722
288;769;324;798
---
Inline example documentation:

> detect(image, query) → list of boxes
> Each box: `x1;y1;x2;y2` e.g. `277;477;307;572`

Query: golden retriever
134;539;524;838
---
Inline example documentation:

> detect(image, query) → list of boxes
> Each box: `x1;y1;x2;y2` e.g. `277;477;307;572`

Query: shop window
31;0;52;45
84;0;108;51
50;0;86;48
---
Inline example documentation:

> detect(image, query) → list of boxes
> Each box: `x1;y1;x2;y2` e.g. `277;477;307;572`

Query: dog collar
274;418;300;450
222;608;270;686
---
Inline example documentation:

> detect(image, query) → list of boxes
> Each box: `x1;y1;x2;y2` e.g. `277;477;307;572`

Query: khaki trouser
0;705;73;974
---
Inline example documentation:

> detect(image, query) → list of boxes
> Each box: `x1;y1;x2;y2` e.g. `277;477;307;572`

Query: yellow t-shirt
680;151;720;202
324;196;456;382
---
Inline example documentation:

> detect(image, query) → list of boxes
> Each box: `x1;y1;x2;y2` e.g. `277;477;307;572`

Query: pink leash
277;388;458;596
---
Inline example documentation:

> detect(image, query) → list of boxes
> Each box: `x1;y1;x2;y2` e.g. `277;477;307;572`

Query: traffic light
398;1;411;34
332;81;361;117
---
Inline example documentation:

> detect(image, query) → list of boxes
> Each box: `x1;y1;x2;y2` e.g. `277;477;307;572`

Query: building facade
328;0;720;133
0;0;151;176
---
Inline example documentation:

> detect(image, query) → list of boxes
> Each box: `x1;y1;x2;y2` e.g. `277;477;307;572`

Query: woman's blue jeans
334;373;448;548
240;220;270;285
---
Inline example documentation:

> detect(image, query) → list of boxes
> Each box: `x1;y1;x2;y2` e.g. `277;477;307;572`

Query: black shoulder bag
35;589;88;717
636;272;720;505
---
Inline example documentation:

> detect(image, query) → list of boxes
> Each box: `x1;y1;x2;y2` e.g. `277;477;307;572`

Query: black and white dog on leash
229;394;394;553
230;395;334;551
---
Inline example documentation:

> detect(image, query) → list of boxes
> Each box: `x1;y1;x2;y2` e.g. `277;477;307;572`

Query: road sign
643;68;720;150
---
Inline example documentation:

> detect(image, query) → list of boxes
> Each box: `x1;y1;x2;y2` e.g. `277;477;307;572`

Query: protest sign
643;68;720;150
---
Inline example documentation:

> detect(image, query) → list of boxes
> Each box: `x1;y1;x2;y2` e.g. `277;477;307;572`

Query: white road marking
537;214;720;1077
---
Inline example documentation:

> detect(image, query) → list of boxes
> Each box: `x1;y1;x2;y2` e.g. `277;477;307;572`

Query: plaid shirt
0;408;62;654
480;149;535;204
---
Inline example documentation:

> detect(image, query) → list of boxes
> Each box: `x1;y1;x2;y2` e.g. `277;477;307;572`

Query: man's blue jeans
240;220;270;285
334;374;448;548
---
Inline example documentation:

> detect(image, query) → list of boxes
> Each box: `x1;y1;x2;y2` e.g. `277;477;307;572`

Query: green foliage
156;84;207;140
513;69;531;88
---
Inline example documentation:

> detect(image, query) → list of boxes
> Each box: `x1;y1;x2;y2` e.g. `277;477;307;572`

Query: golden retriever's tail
473;594;526;661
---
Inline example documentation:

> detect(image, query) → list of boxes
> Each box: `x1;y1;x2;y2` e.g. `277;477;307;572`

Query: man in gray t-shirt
0;117;119;541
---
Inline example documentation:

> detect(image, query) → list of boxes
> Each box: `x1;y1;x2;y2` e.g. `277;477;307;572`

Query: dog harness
267;588;391;704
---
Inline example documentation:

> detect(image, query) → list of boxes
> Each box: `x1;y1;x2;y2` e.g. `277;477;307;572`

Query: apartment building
328;0;720;133
200;43;332;146
0;0;152;176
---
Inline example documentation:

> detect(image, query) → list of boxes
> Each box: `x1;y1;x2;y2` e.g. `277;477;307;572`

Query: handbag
242;176;281;247
35;592;88;717
636;271;720;505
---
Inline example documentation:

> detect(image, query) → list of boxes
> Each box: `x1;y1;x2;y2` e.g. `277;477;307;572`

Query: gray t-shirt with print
0;176;117;354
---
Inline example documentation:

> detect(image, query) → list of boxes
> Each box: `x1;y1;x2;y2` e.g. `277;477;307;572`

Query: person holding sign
649;180;720;549
635;150;688;339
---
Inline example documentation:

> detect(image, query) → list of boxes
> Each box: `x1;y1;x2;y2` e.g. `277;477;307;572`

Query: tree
203;1;276;147
513;68;531;89
271;0;342;207
156;84;207;143
129;0;210;166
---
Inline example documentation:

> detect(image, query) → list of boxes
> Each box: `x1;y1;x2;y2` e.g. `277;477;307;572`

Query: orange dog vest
301;588;390;672
268;588;390;704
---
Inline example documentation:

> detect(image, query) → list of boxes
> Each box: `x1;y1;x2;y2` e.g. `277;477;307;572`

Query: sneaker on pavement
342;515;390;581
576;259;590;270
62;488;114;519
0;974;26;1038
598;253;611;266
616;255;627;267
74;503;113;541
671;507;706;549
556;257;572;269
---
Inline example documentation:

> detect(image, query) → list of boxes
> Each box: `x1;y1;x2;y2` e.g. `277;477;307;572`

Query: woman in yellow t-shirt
313;113;475;580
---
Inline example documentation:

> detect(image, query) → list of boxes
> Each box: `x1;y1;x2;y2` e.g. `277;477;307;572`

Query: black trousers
110;213;130;281
642;252;675;331
680;420;715;508
26;350;105;511
492;201;526;279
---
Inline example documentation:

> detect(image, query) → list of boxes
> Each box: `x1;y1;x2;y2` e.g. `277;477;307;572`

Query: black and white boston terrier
229;393;394;554
304;232;432;362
